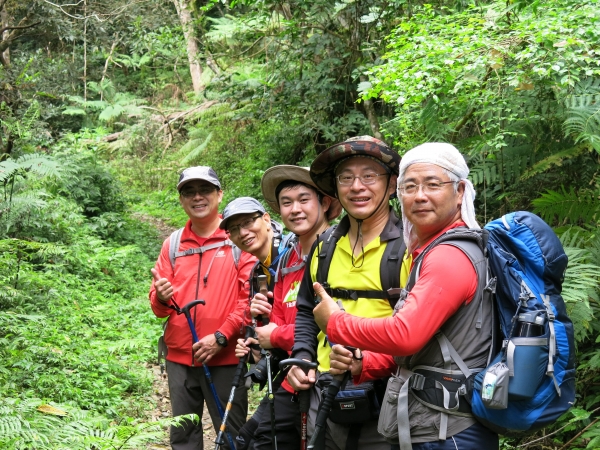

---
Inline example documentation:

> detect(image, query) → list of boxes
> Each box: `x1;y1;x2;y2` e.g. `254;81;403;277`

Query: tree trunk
1;6;9;67
360;76;383;140
172;0;203;93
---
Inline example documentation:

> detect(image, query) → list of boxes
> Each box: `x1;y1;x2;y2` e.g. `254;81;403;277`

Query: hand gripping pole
279;359;319;450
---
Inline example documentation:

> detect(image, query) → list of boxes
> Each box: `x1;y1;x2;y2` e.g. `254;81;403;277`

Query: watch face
215;332;227;346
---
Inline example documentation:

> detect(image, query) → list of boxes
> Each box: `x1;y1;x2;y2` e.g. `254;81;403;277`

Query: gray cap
219;197;266;230
177;166;221;191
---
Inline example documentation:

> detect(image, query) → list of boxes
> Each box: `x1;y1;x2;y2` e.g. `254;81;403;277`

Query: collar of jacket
180;218;229;245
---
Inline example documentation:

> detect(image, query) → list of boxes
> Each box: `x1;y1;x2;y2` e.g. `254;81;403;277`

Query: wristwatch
214;331;228;347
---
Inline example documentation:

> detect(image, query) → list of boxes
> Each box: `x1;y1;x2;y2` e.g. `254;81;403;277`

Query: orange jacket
150;219;256;366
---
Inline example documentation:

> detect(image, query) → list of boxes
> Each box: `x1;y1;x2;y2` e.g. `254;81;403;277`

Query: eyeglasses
398;181;457;196
180;186;217;198
336;173;387;186
226;214;263;236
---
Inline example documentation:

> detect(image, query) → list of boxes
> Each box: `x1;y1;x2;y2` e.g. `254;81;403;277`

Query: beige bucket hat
261;165;342;221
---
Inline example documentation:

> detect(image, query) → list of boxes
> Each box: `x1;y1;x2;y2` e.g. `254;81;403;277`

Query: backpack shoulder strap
380;221;407;308
169;228;185;270
316;222;345;285
231;244;242;268
276;234;303;282
169;227;240;270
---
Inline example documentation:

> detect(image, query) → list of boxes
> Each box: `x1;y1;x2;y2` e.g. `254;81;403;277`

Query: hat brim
219;208;265;230
261;166;318;212
261;165;342;221
310;138;400;197
177;177;220;191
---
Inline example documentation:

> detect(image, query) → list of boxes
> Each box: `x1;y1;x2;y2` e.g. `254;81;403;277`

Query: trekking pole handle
180;300;206;343
232;354;247;388
279;358;318;373
257;274;270;325
298;389;310;414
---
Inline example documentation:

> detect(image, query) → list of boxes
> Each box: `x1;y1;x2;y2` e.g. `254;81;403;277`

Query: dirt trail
146;362;218;450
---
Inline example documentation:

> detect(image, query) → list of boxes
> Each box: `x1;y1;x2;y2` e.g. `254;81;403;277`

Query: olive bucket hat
261;165;342;221
309;136;400;197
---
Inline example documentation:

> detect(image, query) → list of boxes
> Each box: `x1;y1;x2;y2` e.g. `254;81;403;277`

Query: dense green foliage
1;0;599;448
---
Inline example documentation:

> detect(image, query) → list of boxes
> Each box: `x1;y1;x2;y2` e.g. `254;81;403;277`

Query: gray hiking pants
167;361;248;450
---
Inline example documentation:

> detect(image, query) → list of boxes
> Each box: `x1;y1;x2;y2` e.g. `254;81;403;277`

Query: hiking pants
252;376;388;450
390;421;499;450
312;374;389;450
167;361;249;450
253;386;301;450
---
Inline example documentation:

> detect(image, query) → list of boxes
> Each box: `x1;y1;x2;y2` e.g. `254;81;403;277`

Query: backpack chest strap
174;239;232;258
325;286;403;301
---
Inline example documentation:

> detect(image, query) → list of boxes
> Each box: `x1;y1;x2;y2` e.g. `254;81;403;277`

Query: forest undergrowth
1;0;599;448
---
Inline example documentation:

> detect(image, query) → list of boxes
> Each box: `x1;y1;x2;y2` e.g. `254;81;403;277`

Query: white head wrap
398;142;480;250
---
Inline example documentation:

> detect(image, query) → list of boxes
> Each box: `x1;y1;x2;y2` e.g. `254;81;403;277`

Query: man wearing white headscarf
312;143;499;450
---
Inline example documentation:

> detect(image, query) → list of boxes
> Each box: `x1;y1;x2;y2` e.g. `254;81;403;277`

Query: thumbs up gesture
151;268;173;304
312;282;341;332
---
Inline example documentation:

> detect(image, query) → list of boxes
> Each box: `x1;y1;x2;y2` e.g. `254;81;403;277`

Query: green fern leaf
532;187;599;226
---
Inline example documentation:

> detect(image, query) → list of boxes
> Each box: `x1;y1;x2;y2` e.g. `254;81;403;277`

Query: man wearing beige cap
149;166;256;450
227;166;341;450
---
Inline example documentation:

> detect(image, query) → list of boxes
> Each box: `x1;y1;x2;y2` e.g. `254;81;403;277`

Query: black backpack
316;215;407;309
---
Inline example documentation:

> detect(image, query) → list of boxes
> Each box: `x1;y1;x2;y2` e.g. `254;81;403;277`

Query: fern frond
12;154;62;180
468;158;499;187
532;187;599;226
563;77;600;153
178;132;214;165
105;338;148;354
521;144;589;180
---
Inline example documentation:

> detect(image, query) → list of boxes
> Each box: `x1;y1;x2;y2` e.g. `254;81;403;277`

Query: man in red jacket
150;166;256;450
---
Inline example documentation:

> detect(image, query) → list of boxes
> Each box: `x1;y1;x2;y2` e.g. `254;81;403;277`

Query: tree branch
0;22;40;36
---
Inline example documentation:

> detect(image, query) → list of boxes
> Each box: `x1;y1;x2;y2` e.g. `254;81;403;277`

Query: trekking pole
279;359;318;450
257;274;278;450
214;293;260;450
306;291;349;450
170;299;236;450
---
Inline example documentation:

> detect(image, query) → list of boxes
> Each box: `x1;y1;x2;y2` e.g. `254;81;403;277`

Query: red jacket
269;247;303;351
267;245;304;394
150;219;256;366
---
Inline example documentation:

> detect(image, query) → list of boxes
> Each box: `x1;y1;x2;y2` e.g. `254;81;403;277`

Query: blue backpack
379;212;576;448
470;211;576;435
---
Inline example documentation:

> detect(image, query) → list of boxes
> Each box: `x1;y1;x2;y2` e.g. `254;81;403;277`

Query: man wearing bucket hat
312;143;499;449
287;136;410;450
149;166;256;450
232;166;342;450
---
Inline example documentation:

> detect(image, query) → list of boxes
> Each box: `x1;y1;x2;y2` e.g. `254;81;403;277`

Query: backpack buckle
387;288;403;298
338;289;358;300
409;373;425;391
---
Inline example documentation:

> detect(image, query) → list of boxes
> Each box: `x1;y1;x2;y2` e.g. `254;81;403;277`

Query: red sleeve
149;238;176;319
218;250;256;340
327;244;478;356
269;275;295;351
270;324;295;352
353;351;397;384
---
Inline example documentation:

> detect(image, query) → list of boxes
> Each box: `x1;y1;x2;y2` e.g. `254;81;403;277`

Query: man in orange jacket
150;166;256;450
